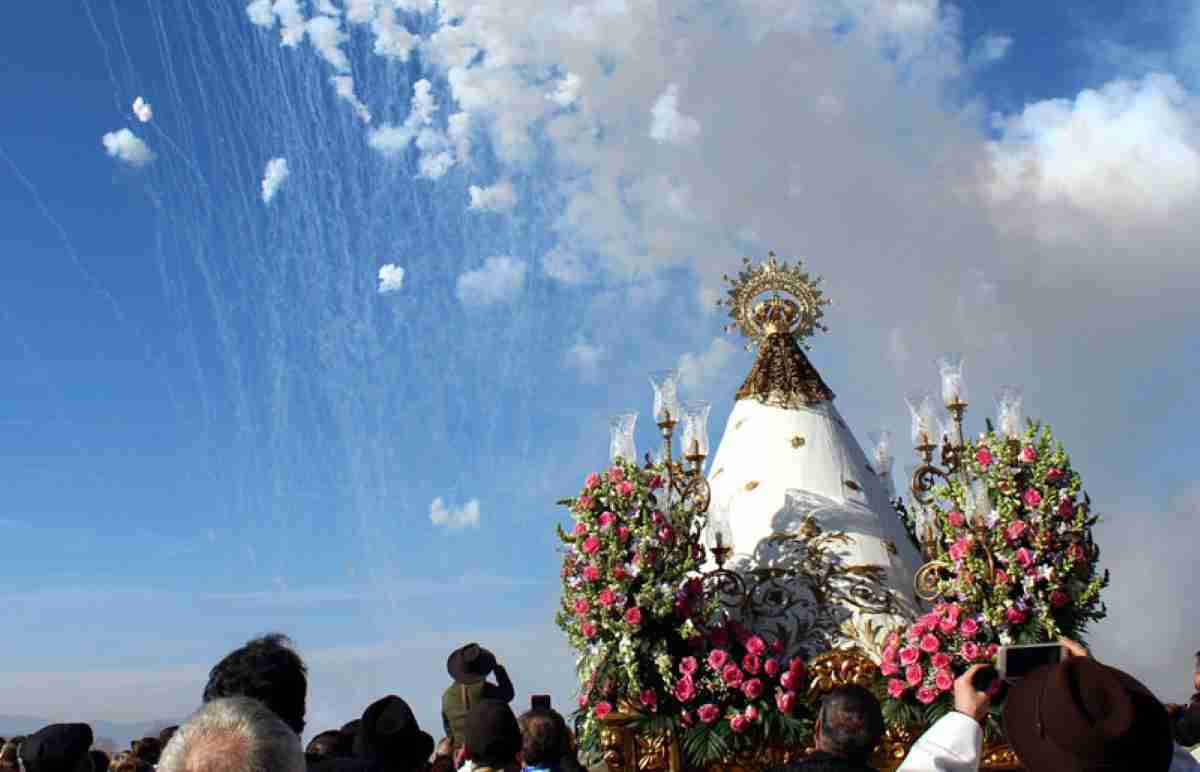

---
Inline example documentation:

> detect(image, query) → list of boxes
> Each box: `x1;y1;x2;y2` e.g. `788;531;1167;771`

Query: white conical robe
705;396;921;660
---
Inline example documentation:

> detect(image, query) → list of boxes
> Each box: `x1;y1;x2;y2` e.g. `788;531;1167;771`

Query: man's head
19;725;95;772
813;685;884;764
304;732;345;759
1193;651;1199;692
158;727;179;751
132;738;161;767
517;709;568;768
465;700;522;769
203;634;307;735
158;697;305;772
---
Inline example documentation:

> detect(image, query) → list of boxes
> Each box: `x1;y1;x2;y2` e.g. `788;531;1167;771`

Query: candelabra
608;369;713;523
902;354;1027;600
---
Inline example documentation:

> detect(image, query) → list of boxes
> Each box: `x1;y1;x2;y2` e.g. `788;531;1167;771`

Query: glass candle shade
680;400;712;458
649;369;681;425
609;411;638;463
937;353;967;405
996;384;1024;438
905;390;937;446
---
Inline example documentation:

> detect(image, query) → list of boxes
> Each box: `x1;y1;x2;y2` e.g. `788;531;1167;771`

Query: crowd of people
0;634;1198;772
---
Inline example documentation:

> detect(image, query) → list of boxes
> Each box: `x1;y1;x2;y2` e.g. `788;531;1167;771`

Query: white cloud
371;5;417;60
101;129;156;167
246;0;274;27
409;79;439;125
455;256;527;306
377;263;405;293
344;0;376;24
367;124;413;157
314;0;339;15
331;75;371;123
447;111;472;164
272;0;307;47
132;96;153;123
368;80;459;174
429;497;481;529
415;129;454;179
649;84;701;145
548;72;582;107
306;15;350;72
565;340;605;378
541;246;588;284
468;179;517;212
677;337;737;394
260;157;290;204
969;33;1013;67
985;73;1200;239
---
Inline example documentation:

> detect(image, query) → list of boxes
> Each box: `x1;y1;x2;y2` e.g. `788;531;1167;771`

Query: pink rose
624;607;643;626
887;679;907;699
1020;446;1038;464
697;704;720;724
1045;467;1064;482
949;537;973;562
594;702;612;719
722;664;744;688
883;646;898;665
764;659;780;678
1005;521;1027;543
742;654;761;675
917;686;937;704
995;569;1010;585
612;565;628;581
745;636;767;656
945;604;962;622
935;670;954;692
959;618;979;637
729;715;748;733
649;475;663;490
961;641;981;661
576;495;594;511
598;511;615;528
920;634;941;654
780;671;801;691
618;481;634;497
776;691;797;714
899;647;920;666
932;653;951;670
608;466;625;483
583;565;601;582
581;622;597;639
789;658;807;676
574;598;591;615
987;644;1000;658
574;522;588;536
680;657;699;676
617;526;631;543
578;695;588;708
658;526;674;543
948;510;966;528
975;448;993;468
938;618;957;635
880;660;898;676
674;676;696;703
1015;548;1034;568
741;678;763;700
598;589;616;607
585;473;601;489
1023;488;1043;508
640;690;657;709
744;705;759;723
906;664;923;686
583;536;601;555
707;649;729;670
1051;590;1070;608
1006;606;1028;625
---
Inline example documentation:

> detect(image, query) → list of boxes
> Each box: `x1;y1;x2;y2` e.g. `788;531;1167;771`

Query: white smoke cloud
548;72;582;108
985;73;1200;242
447;112;473;165
377;264;405;294
331;75;372;123
649;84;702;145
260;157;290;204
371;4;417;60
565;340;605;378
429;497;481;529
677;337;737;394
468;180;517;213
132;96;153;123
101;128;156;167
272;0;307;47
368;80;461;175
315;0;339;15
367;124;413;156
455;256;527;306
246;0;274;27
969;33;1013;67
306;15;350;72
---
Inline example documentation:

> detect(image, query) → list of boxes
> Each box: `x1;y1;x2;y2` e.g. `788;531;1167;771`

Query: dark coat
1175;693;1200;747
766;751;877;772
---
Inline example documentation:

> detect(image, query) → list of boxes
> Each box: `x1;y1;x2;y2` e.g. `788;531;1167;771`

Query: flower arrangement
883;421;1109;725
557;457;814;767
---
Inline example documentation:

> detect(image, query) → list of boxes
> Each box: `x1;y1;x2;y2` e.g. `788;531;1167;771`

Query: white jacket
895;712;1200;772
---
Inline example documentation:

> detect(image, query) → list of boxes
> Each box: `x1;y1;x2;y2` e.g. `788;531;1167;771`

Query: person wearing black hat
463;701;521;772
19;724;95;772
898;641;1200;772
442;644;514;755
351;696;435;772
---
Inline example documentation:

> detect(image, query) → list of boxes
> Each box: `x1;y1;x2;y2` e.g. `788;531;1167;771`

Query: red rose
1050;590;1070;608
975;448;993;467
741;678;763;700
680;657;699;675
729;714;748;733
582;536;601;554
598;589;615;607
770;639;785;654
640;689;657;709
697;704;720;723
574;522;588;536
594;702;612;719
764;659;780;678
780;671;801;690
721;664;744;688
707;649;729;670
624;607;643;626
776;691;796;714
745;636;767;656
741;654;761;675
581;622;597;639
674;676;696;703
583;564;601;582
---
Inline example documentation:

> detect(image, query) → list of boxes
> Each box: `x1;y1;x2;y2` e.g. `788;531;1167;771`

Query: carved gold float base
597;650;1023;772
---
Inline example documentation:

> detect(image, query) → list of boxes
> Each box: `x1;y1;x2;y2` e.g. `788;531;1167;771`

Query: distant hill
0;715;183;750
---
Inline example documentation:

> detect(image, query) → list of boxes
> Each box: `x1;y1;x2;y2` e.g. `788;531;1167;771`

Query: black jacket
1176;694;1200;747
767;751;877;772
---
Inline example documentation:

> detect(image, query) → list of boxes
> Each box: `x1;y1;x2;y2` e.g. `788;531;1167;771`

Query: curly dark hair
817;685;884;765
518;709;568;768
202;633;308;735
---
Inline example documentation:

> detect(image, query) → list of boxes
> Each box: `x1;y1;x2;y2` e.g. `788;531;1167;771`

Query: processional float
555;253;1108;772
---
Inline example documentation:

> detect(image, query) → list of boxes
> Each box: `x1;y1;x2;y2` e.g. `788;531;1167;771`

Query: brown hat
1003;656;1173;772
447;643;497;684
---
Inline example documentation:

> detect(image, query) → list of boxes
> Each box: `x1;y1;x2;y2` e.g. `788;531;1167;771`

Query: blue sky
1;0;1198;741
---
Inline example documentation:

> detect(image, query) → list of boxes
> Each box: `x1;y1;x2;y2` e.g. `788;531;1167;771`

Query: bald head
159;698;303;772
